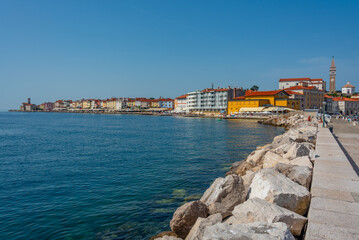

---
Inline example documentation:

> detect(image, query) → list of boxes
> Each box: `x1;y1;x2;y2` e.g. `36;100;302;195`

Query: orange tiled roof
283;86;317;91
285;90;304;95
332;97;359;102
342;82;355;88
245;90;286;96
233;96;245;100
175;94;188;99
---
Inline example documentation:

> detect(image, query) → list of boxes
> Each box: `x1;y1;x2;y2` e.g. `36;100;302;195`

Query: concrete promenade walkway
305;125;359;240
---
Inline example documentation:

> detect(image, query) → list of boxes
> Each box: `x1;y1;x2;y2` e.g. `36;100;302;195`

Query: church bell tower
329;57;336;93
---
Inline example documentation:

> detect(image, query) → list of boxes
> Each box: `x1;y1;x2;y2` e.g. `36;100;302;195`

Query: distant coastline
7;109;270;120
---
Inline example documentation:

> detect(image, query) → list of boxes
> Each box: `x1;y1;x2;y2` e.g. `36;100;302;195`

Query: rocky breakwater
151;114;318;240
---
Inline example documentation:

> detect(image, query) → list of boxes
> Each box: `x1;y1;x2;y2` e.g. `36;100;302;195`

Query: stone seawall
151;114;319;240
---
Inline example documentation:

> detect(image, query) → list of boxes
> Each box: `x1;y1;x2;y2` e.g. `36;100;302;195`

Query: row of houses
173;79;358;115
21;97;174;112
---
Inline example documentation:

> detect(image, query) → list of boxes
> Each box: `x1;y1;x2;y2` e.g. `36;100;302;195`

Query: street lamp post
323;102;327;127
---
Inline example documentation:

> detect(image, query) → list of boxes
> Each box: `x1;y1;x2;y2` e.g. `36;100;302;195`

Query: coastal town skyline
1;1;359;111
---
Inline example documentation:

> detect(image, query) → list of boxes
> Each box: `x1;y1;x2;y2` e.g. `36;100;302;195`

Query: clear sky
1;0;359;110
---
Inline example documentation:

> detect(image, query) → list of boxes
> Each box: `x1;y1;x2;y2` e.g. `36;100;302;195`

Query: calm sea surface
0;112;284;240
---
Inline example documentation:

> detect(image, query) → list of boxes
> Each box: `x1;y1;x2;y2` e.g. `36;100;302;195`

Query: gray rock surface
170;201;208;239
228;198;307;236
185;213;222;240
275;163;313;189
245;147;270;166
200;174;244;218
283;143;311;160
155;236;182;240
290;156;313;169
202;222;295;240
263;151;290;168
248;169;311;215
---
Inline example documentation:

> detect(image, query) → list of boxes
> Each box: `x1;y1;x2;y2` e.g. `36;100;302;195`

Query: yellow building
228;90;300;114
82;100;91;109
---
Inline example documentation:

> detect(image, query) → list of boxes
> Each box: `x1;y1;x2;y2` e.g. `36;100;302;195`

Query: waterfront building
81;99;91;109
279;78;326;91
159;98;174;109
186;87;243;114
174;94;188;113
126;99;135;108
20;99;37;111
283;84;325;110
107;98;124;110
44;102;54;111
37;103;45;110
324;95;334;114
329;57;336;93
332;97;359;115
149;99;160;108
341;81;356;95
227;90;300;114
286;91;305;110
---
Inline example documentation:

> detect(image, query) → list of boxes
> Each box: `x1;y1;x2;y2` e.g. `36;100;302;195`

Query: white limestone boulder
290;156;313;169
226;198;307;236
202;222;295;240
263;151;290;168
200;174;245;218
155;236;182;240
275;163;312;189
185;213;222;240
283;143;312;160
246;146;271;166
248;169;311;215
170;201;208;239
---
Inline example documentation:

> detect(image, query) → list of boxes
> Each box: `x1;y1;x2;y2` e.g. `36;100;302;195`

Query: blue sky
1;0;359;110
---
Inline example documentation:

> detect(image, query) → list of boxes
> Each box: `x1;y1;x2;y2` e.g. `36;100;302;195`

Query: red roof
233;96;245;100
279;78;310;82
283;86;317;91
324;94;333;99
285;91;303;95
175;94;188;99
342;82;355;88
245;90;286;97
279;78;323;83
332;97;359;102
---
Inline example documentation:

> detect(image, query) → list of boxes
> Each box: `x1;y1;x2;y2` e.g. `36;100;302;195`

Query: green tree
250;85;259;91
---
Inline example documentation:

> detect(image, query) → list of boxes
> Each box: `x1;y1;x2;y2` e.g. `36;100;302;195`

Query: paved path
305;125;359;240
331;118;359;172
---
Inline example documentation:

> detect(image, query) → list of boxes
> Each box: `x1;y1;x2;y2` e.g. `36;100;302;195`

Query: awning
239;107;265;112
265;107;296;112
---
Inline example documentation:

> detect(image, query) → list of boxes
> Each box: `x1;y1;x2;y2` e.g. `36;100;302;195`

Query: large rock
202;222;295;240
231;161;253;176
290;156;313;169
151;231;180;240
155;236;182;240
283;143;312;160
242;170;256;199
226;198;307;236
263;151;290;168
245;147;270;166
248;169;311;215
170;201;208;239
185;213;222;240
200;174;244;218
275;163;312;189
272;143;293;156
272;134;292;149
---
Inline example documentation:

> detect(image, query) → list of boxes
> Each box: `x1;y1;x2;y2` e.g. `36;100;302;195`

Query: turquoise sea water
0;112;284;239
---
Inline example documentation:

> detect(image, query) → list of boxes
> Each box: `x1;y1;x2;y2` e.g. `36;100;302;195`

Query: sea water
0;112;284;239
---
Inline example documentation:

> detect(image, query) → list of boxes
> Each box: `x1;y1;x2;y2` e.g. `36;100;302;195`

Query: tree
250;85;259;91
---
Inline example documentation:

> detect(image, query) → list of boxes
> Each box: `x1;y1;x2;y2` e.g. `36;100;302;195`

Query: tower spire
331;56;336;68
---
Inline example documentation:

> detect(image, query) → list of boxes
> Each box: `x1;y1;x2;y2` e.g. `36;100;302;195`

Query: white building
279;78;326;91
332;97;359;115
341;81;356;95
187;88;230;114
174;94;188;113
